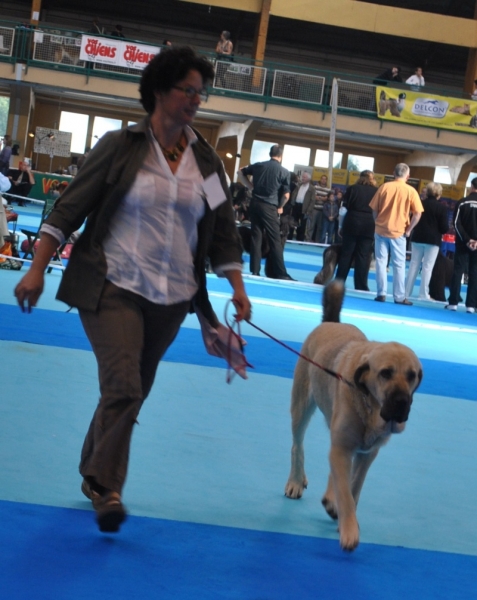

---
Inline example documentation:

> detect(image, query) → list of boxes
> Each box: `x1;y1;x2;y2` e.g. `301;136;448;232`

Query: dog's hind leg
285;365;316;499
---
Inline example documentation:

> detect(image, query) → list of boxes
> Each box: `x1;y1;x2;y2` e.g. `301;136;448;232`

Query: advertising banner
376;86;477;133
80;35;160;70
312;167;348;185
348;171;385;186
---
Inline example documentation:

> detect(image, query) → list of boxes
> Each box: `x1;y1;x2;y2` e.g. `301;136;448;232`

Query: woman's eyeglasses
172;85;208;102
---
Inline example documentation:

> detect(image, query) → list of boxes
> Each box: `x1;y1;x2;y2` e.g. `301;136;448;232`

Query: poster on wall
33;127;72;157
376;86;477;134
79;35;160;70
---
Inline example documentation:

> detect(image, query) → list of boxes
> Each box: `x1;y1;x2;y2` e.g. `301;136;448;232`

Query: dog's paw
284;478;308;499
321;496;338;520
339;517;360;552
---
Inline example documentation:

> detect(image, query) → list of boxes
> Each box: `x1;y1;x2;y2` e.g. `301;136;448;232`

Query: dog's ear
354;362;370;394
414;368;423;392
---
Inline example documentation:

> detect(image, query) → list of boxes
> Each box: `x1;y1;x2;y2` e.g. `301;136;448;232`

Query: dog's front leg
351;448;379;506
329;444;360;551
285;391;315;499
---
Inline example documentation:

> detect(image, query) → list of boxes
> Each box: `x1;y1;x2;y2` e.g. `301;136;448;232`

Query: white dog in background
285;280;423;551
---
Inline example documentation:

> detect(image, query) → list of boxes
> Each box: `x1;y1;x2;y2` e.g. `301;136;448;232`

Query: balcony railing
0;20;473;125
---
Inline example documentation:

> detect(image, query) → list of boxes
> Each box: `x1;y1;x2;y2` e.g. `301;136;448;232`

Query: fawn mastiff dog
285;280;423;551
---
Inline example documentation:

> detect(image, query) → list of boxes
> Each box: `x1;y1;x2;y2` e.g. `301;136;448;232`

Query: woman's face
155;69;204;127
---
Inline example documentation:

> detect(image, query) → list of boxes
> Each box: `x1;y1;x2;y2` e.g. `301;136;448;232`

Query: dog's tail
322;279;344;323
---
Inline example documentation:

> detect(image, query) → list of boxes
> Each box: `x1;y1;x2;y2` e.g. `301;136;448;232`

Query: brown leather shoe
374;295;386;302
95;492;127;533
81;479;127;532
394;298;413;305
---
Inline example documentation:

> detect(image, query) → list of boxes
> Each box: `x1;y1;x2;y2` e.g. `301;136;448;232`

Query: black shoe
374;295;386;302
394;298;413;305
251;272;260;276
281;275;296;281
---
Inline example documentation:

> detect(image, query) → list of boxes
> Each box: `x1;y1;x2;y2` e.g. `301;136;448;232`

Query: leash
223;301;254;384
244;318;355;388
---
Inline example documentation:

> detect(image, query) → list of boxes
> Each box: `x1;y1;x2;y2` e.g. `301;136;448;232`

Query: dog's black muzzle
380;390;412;423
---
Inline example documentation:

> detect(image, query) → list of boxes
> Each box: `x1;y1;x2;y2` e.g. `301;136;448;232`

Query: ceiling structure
5;0;477;87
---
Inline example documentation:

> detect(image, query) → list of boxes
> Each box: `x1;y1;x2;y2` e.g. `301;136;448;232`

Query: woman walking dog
14;47;251;533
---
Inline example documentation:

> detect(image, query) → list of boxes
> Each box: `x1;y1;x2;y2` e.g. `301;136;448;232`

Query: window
91;116;123;147
250;140;273;164
315;149;342;169
466;172;477;187
347;154;374;172
59;111;89;154
434;167;452;184
282;144;310;172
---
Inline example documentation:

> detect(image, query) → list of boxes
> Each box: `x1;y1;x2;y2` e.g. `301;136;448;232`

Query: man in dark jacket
238;145;294;279
446;178;477;312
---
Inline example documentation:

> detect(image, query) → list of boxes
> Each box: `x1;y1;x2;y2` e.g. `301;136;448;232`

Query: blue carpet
1;303;475;400
0;500;474;600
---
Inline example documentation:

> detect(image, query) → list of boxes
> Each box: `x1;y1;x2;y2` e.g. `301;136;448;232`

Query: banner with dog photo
376;86;477;133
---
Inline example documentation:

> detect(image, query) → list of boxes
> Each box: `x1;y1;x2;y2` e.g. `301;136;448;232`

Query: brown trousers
78;280;190;493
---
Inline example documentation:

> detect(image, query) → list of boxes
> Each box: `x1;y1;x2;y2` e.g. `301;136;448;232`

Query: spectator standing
374;66;403;85
446;179;477;312
0;135;13;175
110;25;125;38
320;191;339;244
405;182;448;300
308;174;330;242
369;163;423;305
215;31;233;88
89;18;105;35
336;170;377;290
238;145;294;279
471;79;477;100
406;67;425;87
289;171;316;241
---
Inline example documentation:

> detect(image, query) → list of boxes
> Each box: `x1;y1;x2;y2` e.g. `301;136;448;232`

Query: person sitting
7;159;35;206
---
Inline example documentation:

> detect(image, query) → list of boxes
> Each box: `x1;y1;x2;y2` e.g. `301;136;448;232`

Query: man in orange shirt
369;163;423;305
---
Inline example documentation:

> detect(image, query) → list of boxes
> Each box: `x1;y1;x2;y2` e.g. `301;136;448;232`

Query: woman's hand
232;288;252;322
223;269;252;322
14;269;45;313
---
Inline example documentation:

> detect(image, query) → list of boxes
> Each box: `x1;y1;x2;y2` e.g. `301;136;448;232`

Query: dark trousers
448;248;477;308
336;234;374;291
78;280;190;493
291;203;307;241
249;199;288;278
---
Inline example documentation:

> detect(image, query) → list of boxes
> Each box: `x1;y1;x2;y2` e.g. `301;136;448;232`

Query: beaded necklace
158;137;185;162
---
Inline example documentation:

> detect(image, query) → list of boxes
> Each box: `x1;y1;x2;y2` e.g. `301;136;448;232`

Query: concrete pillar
464;1;477;94
6;82;35;166
404;151;477;185
215;119;263;181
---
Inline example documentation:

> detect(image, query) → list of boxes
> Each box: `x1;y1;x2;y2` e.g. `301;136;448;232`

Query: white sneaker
466;307;475;314
445;304;457;311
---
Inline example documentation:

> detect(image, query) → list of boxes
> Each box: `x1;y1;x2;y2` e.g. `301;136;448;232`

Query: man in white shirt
406;67;425;87
290;171;316;241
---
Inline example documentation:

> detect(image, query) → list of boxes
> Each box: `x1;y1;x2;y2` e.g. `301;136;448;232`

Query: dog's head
353;343;423;425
